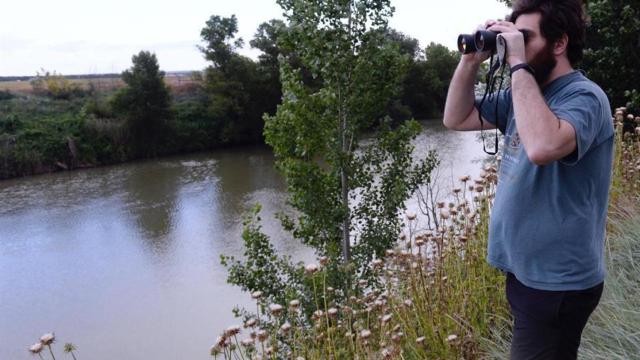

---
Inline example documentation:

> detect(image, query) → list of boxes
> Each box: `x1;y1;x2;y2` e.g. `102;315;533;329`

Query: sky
0;0;509;77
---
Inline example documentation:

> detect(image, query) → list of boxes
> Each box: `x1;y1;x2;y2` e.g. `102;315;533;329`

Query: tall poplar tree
222;0;437;305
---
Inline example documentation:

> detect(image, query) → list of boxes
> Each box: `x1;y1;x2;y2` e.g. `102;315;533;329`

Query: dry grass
0;73;199;95
211;164;508;360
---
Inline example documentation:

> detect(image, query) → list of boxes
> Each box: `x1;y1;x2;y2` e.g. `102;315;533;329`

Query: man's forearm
511;70;575;165
443;58;481;128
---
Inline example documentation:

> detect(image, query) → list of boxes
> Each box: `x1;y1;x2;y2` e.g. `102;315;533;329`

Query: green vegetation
399;40;461;120
0;96;111;179
110;51;172;158
221;0;438;320
0;10;460;180
30;69;86;100
212;110;639;359
0;89;15;101
198;14;270;144
582;0;640;110
216;163;506;359
579;204;640;359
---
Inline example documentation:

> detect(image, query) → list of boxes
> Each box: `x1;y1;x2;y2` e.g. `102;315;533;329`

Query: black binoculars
457;30;529;54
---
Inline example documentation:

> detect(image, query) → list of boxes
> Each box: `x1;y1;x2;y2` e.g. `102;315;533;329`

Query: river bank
0;91;449;181
0;92;268;180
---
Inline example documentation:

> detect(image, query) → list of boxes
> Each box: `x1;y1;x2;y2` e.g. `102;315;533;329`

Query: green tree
198;15;244;71
223;0;437;309
250;19;288;123
582;0;640;109
251;19;287;71
399;42;460;120
111;51;172;158
199;15;268;144
421;42;461;116
386;28;421;59
384;29;420;122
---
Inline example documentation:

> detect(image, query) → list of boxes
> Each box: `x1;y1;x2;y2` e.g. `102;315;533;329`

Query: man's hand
487;21;526;67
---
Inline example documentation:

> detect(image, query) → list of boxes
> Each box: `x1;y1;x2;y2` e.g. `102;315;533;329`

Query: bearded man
443;1;614;359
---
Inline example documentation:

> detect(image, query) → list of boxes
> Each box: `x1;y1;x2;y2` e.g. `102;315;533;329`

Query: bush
0;90;14;101
30;70;86;100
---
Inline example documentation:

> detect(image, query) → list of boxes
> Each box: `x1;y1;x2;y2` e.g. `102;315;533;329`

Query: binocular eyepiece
458;30;529;54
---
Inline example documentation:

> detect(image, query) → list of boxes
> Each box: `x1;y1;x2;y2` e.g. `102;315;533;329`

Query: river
0;121;489;360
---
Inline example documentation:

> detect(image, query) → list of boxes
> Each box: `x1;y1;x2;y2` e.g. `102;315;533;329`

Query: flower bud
29;343;44;354
269;304;284;316
305;263;319;275
40;333;55;346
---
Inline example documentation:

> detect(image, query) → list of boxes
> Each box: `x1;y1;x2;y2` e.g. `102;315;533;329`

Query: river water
0;121;488;360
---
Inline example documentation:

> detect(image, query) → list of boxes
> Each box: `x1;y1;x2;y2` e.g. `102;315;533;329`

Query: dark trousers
506;272;604;360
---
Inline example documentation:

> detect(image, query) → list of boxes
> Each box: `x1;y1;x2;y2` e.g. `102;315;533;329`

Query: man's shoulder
555;72;610;110
564;71;608;101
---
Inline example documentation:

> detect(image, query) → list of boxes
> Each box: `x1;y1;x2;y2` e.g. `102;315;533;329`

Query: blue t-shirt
475;70;614;291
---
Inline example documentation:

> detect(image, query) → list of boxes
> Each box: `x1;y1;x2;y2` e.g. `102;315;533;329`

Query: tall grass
561;110;639;359
579;200;640;359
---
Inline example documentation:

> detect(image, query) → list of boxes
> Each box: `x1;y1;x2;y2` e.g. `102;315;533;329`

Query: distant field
0;73;198;94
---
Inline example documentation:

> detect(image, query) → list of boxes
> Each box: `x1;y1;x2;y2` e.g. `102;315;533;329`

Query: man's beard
529;42;557;86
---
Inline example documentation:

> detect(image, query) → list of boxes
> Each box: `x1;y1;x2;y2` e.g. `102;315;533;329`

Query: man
443;1;614;359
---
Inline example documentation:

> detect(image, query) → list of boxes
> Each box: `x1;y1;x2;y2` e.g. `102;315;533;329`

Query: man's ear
554;33;569;55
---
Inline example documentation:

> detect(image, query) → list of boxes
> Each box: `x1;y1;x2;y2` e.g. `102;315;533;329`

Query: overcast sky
0;0;509;76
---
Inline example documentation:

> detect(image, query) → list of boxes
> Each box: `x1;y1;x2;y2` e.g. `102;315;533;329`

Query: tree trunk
337;0;356;267
341;126;350;264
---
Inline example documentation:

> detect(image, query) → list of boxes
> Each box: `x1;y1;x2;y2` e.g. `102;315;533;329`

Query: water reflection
122;160;182;254
214;147;285;227
414;121;488;193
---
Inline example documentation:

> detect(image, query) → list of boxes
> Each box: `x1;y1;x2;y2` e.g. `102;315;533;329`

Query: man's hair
509;0;587;66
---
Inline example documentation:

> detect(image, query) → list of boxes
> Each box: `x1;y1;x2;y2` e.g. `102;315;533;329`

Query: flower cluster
28;333;78;360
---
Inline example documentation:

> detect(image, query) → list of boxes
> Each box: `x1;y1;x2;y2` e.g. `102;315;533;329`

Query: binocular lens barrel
457;34;476;54
457;30;529;54
475;30;497;53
